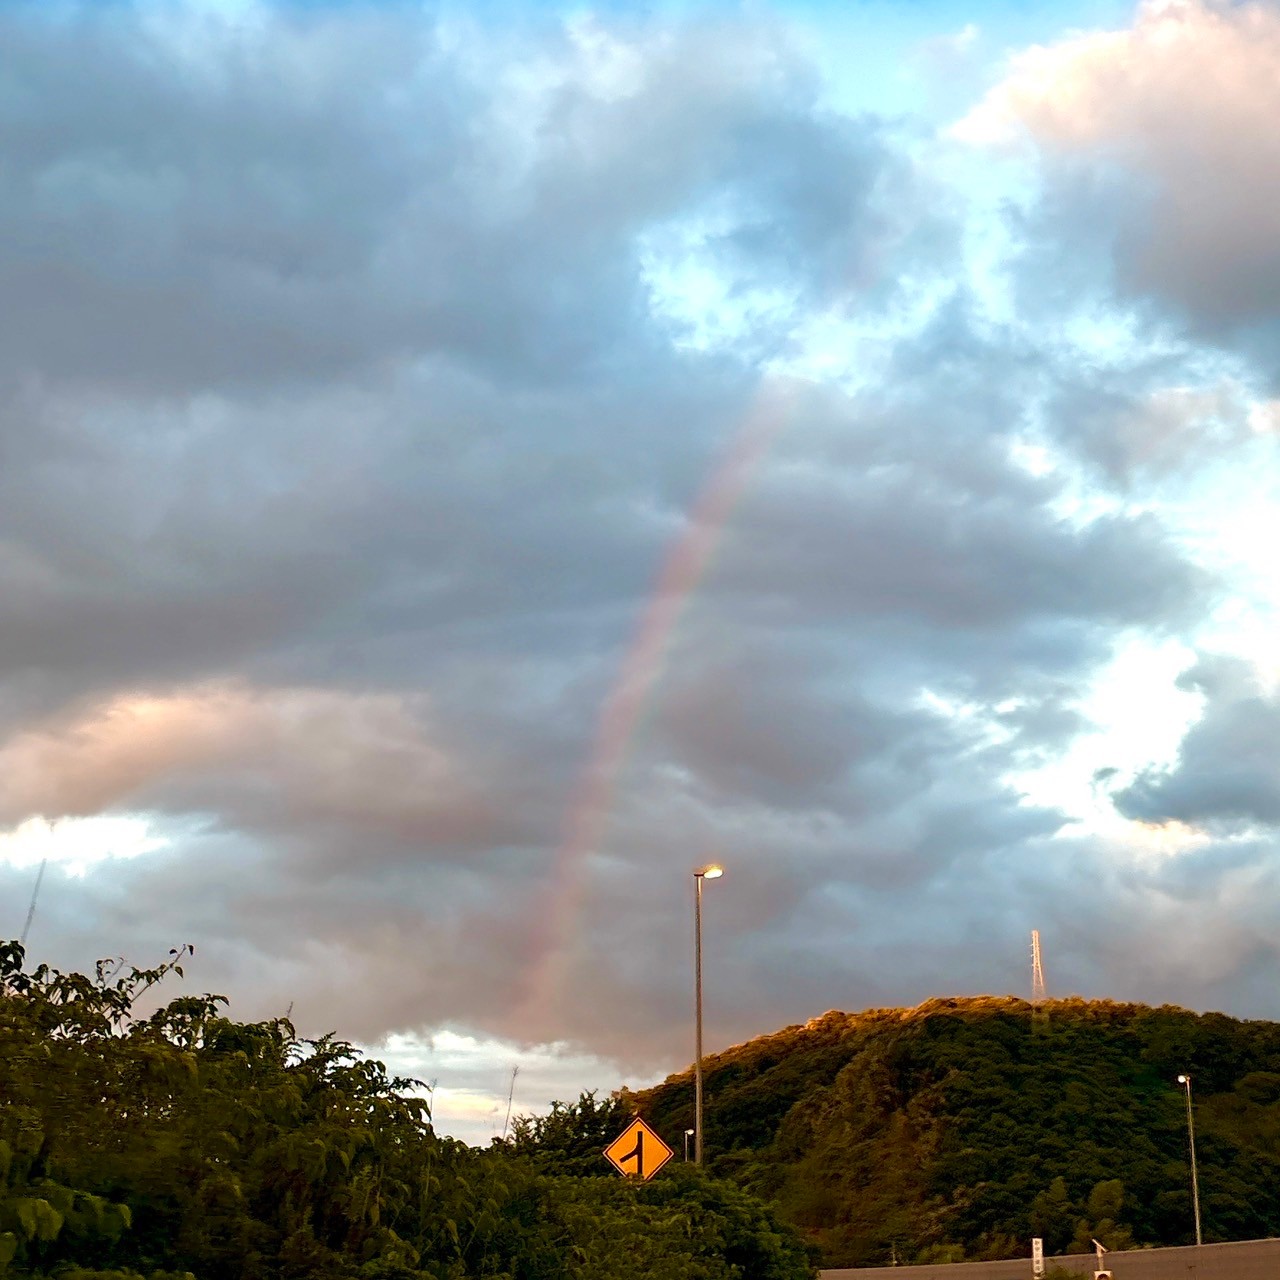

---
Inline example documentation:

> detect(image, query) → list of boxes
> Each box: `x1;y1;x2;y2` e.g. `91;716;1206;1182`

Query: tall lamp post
1177;1074;1202;1246
693;863;723;1166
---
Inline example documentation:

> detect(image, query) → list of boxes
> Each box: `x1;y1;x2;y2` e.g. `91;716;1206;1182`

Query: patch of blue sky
77;0;1144;163
758;0;1136;120
638;193;961;392
637;200;804;357
326;0;1137;35
774;272;956;390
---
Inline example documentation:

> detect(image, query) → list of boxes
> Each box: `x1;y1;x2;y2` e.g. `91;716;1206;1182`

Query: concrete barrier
820;1237;1280;1280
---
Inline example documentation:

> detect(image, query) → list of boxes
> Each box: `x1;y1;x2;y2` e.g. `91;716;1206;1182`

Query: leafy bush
0;941;814;1280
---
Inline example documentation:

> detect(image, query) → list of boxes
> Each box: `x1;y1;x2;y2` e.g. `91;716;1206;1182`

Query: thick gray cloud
0;4;902;392
1041;373;1264;488
958;0;1280;348
0;0;1271;1129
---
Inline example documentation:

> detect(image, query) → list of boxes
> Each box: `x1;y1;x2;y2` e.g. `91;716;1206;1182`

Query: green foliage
502;1091;632;1176
630;994;1280;1268
0;941;814;1280
541;1166;816;1280
914;1244;965;1264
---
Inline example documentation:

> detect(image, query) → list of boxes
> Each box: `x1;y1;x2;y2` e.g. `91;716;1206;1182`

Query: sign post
1093;1238;1112;1279
1031;1237;1045;1278
604;1118;674;1181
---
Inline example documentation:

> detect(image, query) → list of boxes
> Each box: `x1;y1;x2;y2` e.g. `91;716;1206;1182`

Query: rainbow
517;379;800;1034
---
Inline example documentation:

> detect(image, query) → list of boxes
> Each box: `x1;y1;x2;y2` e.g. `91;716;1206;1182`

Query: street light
693;863;723;1166
684;1128;695;1162
1177;1074;1202;1246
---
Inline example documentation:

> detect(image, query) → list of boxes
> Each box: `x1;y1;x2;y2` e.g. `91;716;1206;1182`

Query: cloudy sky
4;0;1280;1142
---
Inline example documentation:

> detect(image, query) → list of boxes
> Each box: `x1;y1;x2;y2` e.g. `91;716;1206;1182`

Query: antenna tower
1030;929;1046;1004
501;1064;520;1142
20;857;48;949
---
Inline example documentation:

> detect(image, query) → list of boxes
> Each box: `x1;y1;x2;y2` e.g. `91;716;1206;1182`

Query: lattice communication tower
1031;929;1046;1005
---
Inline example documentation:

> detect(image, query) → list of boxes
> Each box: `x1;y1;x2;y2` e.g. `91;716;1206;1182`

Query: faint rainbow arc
518;382;796;1032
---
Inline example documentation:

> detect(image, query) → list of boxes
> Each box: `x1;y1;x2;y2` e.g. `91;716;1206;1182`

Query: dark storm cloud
0;0;1256;1094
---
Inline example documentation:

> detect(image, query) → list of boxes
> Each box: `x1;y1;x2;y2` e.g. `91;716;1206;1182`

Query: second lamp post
1177;1073;1202;1246
693;863;723;1166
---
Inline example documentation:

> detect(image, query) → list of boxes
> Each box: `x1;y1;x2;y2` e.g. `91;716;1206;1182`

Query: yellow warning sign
603;1117;674;1180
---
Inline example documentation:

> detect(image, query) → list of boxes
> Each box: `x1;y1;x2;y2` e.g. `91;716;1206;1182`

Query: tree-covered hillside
626;995;1280;1268
0;941;812;1280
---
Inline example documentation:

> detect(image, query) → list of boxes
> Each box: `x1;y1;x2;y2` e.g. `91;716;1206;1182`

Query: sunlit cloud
370;1029;646;1147
1012;637;1203;842
0;814;168;877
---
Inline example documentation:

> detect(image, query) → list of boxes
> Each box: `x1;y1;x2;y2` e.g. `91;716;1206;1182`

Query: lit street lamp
684;1128;695;1162
1177;1073;1202;1246
693;863;723;1166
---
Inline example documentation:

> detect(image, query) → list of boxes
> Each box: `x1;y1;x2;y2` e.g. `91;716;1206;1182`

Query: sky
3;0;1280;1144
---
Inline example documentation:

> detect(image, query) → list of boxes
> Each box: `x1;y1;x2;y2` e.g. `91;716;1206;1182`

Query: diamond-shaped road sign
603;1117;674;1180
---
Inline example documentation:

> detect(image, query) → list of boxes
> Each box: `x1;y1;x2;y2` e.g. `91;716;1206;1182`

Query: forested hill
625;995;1280;1269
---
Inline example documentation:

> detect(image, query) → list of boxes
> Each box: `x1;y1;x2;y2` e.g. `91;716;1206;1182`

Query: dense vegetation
627;995;1280;1268
13;939;1280;1276
0;941;812;1280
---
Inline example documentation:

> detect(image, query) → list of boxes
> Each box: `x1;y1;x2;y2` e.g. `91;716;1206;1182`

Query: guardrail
820;1237;1280;1280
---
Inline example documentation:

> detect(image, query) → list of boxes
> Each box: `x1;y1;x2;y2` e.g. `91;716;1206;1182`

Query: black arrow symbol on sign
618;1129;644;1178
